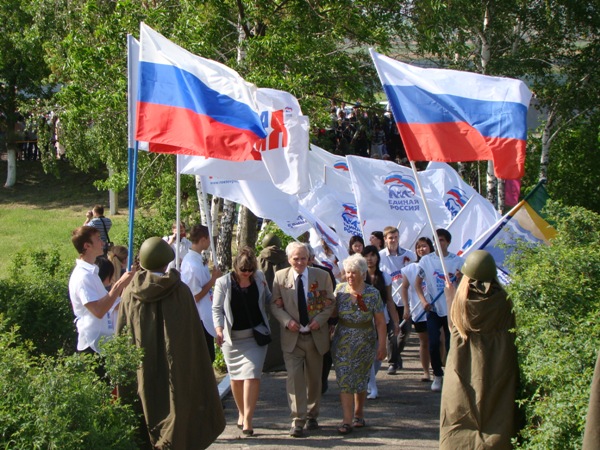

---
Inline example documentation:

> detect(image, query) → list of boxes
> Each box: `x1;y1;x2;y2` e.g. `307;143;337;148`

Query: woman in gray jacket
213;246;271;436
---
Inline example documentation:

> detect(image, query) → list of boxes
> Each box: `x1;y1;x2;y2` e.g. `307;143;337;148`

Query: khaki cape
118;269;225;449
440;281;518;450
583;350;600;450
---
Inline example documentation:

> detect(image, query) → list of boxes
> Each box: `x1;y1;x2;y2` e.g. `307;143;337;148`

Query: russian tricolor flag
370;50;532;179
135;23;267;160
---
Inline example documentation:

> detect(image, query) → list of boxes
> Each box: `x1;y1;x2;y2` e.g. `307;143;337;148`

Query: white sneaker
431;376;443;392
367;390;378;399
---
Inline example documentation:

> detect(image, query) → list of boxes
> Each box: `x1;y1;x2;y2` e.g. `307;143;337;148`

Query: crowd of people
67;212;521;448
2;111;66;161
318;101;409;164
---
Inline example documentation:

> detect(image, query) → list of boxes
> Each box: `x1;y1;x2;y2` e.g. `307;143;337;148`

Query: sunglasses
239;268;254;273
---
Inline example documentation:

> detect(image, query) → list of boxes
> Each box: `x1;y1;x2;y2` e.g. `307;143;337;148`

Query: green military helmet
139;237;174;271
461;250;497;282
261;232;281;248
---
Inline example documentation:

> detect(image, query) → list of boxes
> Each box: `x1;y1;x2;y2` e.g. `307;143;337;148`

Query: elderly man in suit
271;241;335;438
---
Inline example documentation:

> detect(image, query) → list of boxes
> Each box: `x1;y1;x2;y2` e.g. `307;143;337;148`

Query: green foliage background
507;204;600;449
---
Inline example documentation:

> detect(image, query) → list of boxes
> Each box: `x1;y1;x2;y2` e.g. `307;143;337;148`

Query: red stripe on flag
398;122;525;179
136;102;263;161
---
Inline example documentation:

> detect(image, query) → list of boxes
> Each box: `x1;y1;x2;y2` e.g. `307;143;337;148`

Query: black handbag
252;328;272;346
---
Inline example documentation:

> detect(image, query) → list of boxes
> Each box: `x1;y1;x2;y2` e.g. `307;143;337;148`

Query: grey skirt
222;328;267;380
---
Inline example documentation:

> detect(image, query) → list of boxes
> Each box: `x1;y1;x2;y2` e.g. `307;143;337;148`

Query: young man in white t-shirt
378;226;417;374
68;226;134;356
180;224;221;362
414;229;464;392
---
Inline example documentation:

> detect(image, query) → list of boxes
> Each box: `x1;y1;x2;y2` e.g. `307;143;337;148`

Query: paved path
209;334;441;449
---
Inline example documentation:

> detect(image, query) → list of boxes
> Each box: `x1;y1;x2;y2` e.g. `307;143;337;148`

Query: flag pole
175;155;181;270
127;142;139;270
409;161;451;285
126;34;138;270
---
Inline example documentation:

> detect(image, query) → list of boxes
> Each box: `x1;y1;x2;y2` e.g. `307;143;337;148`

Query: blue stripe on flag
383;85;528;140
139;61;266;138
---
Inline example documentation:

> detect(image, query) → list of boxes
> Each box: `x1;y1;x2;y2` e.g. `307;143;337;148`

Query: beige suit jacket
271;266;335;355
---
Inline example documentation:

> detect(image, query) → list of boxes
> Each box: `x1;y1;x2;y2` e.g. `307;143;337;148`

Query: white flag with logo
347;155;450;248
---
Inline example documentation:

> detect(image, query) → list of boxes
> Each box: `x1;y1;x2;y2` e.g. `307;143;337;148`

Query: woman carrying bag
213;246;272;437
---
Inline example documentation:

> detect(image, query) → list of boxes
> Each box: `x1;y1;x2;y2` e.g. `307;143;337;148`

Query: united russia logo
444;188;469;218
384;173;420;211
341;203;361;236
333;161;349;171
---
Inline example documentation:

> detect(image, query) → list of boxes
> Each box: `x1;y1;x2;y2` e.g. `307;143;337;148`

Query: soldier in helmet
257;232;290;371
258;232;289;290
117;237;225;449
439;250;518;450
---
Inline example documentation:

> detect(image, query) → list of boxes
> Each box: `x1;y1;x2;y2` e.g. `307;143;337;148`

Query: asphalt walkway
209;334;440;449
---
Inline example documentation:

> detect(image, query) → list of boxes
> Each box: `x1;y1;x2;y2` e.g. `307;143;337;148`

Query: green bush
0;249;75;355
0;320;141;449
506;203;600;449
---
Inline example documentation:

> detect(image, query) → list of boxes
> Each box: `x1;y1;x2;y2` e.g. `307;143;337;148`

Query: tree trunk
210;195;222;256
237;206;258;251
4;148;17;188
194;175;208;226
217;199;236;271
539;109;557;182
486;160;498;210
109;166;118;215
497;178;506;214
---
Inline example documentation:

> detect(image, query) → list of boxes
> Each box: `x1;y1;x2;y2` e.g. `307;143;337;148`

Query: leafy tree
506;203;600;448
27;0;410;262
0;0;52;187
526;111;600;213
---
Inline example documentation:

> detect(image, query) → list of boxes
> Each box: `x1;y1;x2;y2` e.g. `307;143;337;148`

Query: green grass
0;159;129;278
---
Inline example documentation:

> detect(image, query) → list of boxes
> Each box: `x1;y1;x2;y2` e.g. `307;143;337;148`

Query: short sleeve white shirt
379;247;417;306
68;259;116;352
401;263;427;323
417;252;464;317
180;249;216;336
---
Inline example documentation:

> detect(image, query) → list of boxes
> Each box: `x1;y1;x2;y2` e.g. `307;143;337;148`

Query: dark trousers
203;322;215;363
321;350;332;392
426;312;450;377
387;305;409;367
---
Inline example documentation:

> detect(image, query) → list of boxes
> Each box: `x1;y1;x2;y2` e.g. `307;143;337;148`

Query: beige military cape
440;281;518;450
118;269;225;449
583;350;600;450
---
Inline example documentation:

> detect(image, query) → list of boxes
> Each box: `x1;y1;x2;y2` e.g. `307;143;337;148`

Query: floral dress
332;283;384;393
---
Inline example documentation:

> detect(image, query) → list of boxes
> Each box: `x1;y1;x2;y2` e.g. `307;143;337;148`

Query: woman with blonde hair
213;246;271;436
440;250;518;450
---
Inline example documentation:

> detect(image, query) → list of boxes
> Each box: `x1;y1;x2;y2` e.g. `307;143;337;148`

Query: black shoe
290;425;304;438
242;429;254;436
305;418;319;430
